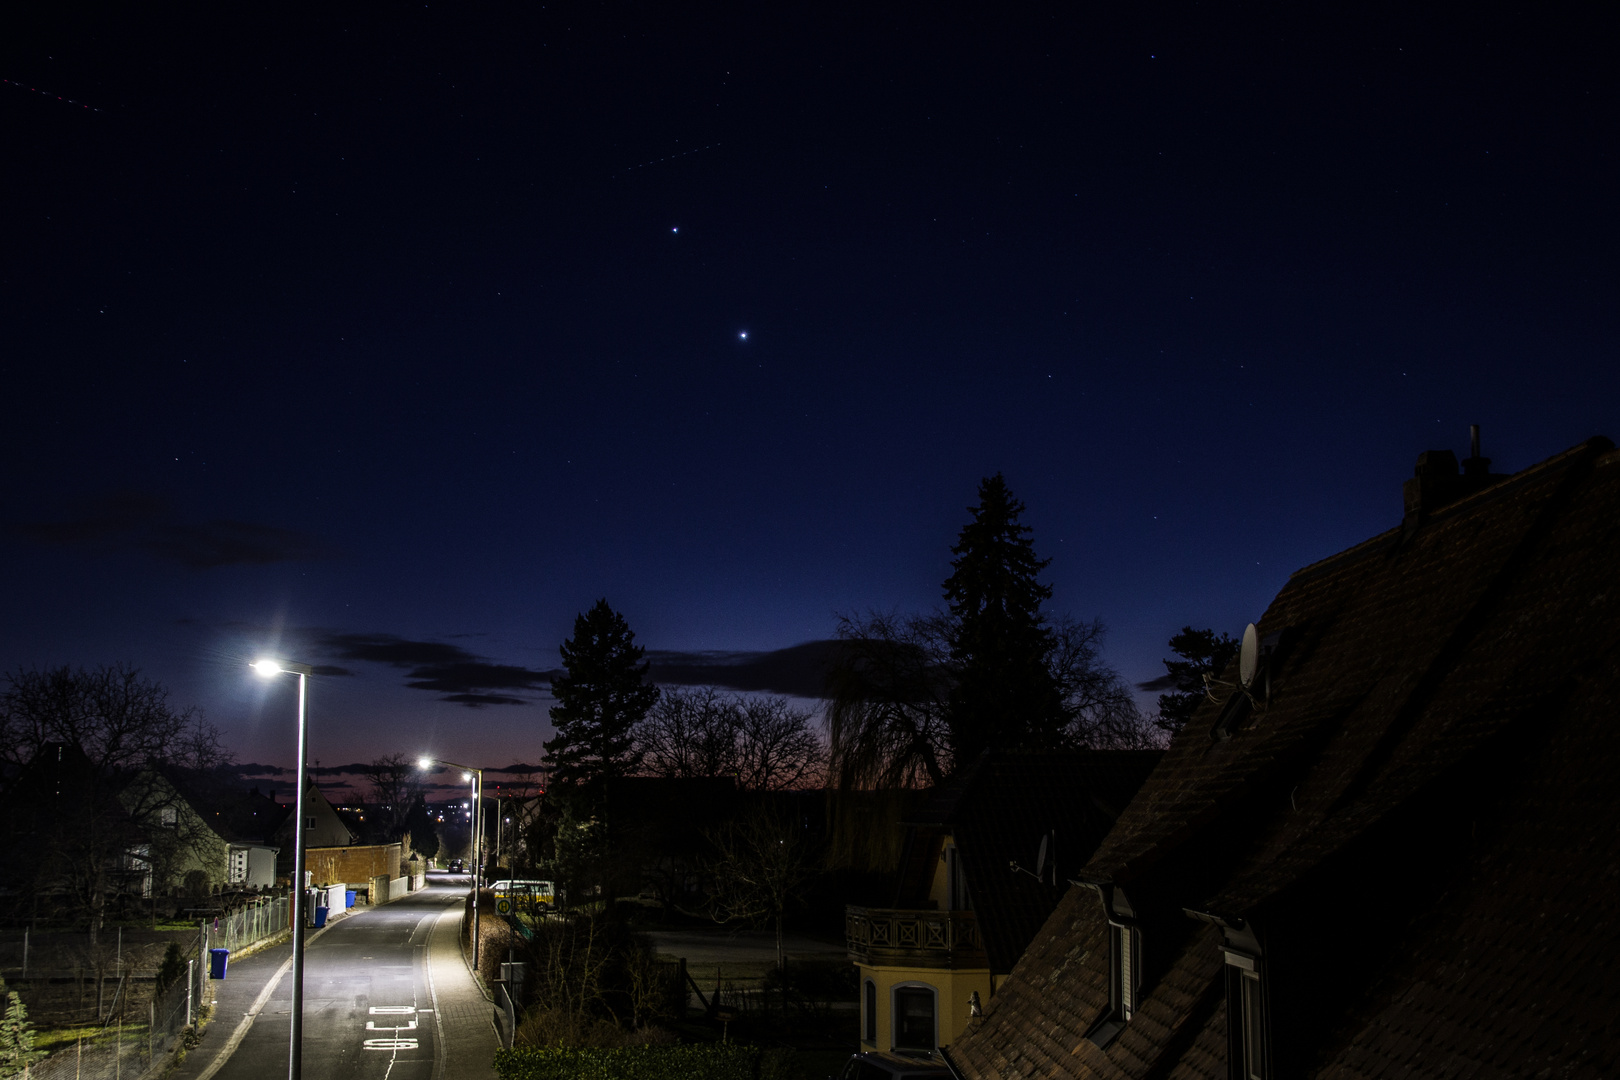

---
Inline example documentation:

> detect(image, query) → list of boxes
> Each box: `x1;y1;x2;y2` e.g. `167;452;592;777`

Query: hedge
493;1043;791;1080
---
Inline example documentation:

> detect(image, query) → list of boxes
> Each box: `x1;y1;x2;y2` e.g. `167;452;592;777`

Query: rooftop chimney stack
1405;426;1506;525
1463;423;1492;478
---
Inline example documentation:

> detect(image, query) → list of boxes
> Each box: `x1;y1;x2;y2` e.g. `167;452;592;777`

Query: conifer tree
942;473;1065;758
544;600;659;789
1153;627;1239;735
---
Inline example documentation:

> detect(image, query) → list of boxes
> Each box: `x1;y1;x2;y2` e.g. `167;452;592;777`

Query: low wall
369;875;409;904
307;843;402;886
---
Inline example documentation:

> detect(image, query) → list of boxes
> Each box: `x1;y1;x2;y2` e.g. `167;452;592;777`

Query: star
738;331;748;340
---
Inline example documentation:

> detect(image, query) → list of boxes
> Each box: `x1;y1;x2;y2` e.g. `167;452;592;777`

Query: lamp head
462;771;472;782
252;660;282;677
418;757;434;770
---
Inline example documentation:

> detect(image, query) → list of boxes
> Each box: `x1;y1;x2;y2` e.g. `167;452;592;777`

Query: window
160;806;178;828
892;984;937;1052
1114;923;1141;1019
863;980;877;1044
1085;921;1141;1047
945;844;971;911
1224;952;1267;1080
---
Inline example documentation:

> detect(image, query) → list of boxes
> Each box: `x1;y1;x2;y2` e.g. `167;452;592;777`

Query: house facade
273;776;357;879
949;435;1620;1080
848;751;1159;1055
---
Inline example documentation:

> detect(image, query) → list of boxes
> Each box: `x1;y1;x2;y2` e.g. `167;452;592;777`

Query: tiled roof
949;437;1620;1079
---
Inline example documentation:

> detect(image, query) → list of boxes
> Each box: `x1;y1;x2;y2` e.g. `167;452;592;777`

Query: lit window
892;985;936;1052
863;980;877;1044
160;806;178;828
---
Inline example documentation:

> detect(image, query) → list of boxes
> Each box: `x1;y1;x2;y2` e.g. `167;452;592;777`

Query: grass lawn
33;1024;150;1052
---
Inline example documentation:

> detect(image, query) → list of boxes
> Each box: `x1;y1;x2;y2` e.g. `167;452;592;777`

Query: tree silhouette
544;600;659;790
1152;626;1239;735
943;473;1065;758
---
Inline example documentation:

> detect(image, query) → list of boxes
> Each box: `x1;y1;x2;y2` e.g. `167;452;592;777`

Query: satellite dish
1239;623;1260;688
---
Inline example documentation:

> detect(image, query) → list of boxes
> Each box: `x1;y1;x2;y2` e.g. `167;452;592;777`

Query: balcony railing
845;906;987;969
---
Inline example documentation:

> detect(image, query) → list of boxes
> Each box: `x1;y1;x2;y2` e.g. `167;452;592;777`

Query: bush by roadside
493;1043;791;1080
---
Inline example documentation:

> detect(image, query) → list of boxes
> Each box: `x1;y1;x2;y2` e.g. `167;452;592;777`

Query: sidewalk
425;907;499;1080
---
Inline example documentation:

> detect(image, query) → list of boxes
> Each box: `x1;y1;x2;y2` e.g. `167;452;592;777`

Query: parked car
489;879;556;911
447;858;464;872
837;1052;952;1080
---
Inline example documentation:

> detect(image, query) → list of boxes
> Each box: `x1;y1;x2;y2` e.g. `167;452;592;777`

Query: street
174;880;496;1080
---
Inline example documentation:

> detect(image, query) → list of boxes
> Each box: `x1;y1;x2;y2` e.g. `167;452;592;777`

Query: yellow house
846;750;1161;1056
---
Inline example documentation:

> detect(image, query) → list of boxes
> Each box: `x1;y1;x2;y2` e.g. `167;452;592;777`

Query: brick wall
306;843;402;886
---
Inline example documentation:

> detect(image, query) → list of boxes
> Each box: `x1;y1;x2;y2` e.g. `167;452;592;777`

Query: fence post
186;961;195;1028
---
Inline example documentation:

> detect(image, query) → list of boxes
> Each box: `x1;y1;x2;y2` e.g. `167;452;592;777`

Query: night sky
4;2;1615;779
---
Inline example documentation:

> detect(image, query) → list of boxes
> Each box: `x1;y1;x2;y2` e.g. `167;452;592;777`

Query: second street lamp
418;756;485;967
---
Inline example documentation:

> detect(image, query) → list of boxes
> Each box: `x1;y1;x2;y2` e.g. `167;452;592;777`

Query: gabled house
847;750;1160;1056
272;775;356;879
949;435;1620;1080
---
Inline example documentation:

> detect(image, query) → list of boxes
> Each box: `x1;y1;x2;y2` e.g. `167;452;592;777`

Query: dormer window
1080;878;1144;1048
1113;922;1142;1020
1224;949;1267;1080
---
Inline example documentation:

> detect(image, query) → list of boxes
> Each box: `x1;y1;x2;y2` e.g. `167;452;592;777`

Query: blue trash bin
345;890;356;909
313;906;329;928
208;948;229;980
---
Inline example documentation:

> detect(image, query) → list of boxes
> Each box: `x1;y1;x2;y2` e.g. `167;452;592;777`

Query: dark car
448;859;464;873
838;1052;952;1080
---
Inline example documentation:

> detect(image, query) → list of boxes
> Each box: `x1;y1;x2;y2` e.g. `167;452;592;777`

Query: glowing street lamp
251;659;315;1080
419;756;486;966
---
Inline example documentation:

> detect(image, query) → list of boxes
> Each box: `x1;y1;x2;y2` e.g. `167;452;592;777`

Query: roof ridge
1286;436;1612;586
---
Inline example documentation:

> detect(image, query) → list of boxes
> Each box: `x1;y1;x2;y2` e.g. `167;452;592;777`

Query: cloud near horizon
314;631;554;708
11;491;328;568
303;629;842;707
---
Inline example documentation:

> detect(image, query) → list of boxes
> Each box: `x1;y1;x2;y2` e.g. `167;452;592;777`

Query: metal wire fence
204;896;289;956
25;956;205;1080
16;898;287;1080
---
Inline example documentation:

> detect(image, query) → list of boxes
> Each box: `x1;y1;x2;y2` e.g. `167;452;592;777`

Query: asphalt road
211;886;464;1080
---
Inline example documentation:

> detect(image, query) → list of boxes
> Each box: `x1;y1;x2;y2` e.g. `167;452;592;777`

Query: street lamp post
418;757;484;967
252;659;315;1080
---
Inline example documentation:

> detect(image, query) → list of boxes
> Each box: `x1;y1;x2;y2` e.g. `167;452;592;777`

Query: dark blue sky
4;1;1615;770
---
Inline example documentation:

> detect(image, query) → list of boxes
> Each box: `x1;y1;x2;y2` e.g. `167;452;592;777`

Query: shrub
155;943;187;995
0;992;48;1080
494;1043;789;1080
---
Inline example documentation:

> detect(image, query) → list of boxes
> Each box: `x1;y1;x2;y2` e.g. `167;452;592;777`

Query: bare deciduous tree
636;687;825;791
734;696;823;792
363;752;424;841
700;803;816;970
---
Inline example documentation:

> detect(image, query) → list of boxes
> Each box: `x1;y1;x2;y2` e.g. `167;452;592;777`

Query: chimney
1403;449;1460;518
1462;423;1492;478
1404;425;1506;524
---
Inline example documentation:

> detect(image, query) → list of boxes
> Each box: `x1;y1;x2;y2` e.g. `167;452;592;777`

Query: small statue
969;990;983;1018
